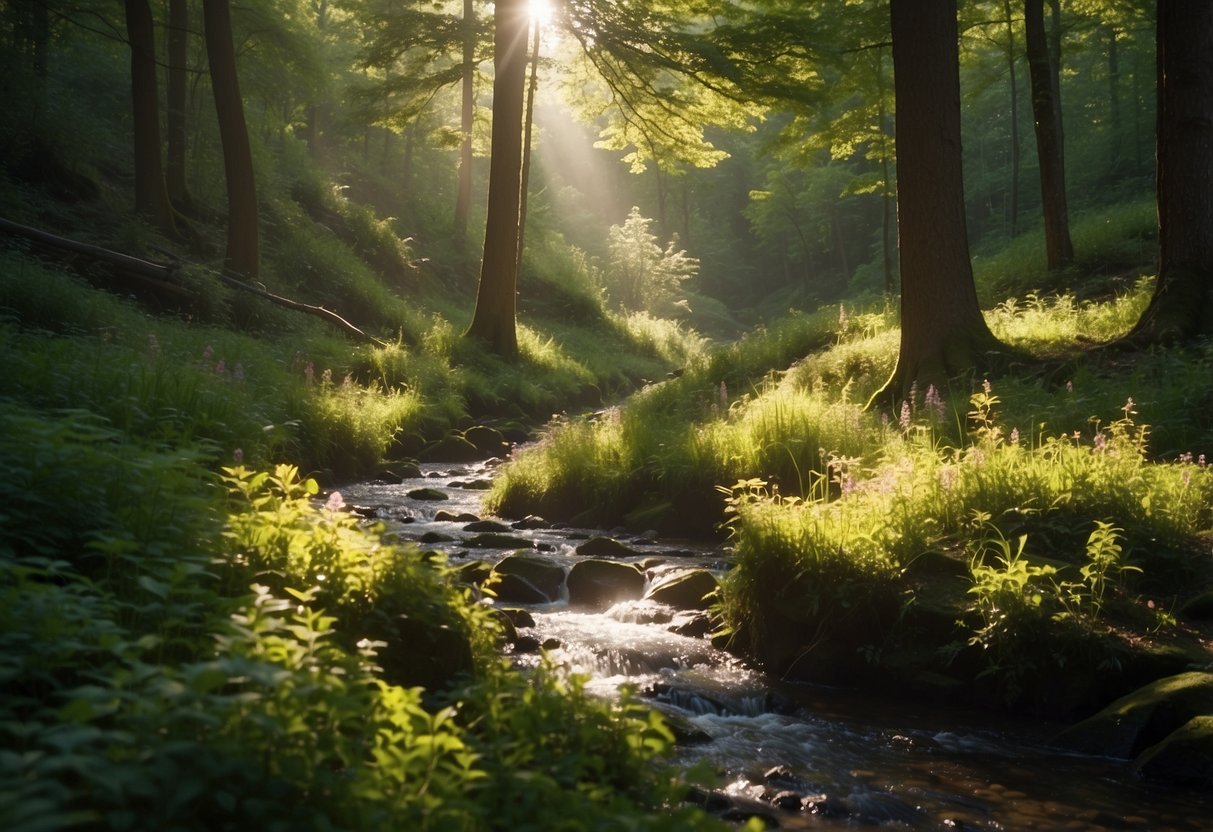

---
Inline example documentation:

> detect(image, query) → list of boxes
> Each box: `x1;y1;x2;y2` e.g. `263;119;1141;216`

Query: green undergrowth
0;179;711;826
0;401;721;831
490;269;1213;708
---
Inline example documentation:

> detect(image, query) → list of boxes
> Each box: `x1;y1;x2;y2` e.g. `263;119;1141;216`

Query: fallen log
0;216;388;347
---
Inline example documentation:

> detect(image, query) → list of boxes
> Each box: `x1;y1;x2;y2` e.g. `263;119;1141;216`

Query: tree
602;207;697;314
165;0;190;209
1125;0;1213;342
869;0;1004;408
454;0;476;244
124;0;176;236
203;0;258;279
464;0;528;357
1025;0;1074;269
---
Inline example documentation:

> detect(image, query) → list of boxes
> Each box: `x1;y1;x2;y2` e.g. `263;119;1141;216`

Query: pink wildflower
899;400;912;431
1009;427;1020;446
233;448;244;464
305;362;315;385
325;491;345;512
925;384;946;421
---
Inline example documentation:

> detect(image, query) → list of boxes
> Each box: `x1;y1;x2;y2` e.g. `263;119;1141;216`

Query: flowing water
338;460;1212;830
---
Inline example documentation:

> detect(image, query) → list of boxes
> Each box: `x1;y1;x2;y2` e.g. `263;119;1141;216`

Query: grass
488;212;1213;709
0;158;714;826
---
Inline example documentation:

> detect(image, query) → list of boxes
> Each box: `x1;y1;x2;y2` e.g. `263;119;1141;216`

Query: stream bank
337;456;1213;828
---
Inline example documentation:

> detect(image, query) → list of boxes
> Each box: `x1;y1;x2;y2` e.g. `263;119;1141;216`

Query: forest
1;0;1212;828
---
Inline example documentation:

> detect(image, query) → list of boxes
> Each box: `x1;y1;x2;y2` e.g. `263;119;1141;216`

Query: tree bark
124;0;176;236
516;17;541;278
1004;0;1021;238
869;0;1003;409
454;0;476;245
165;0;190;209
1126;0;1213;342
203;0;258;280
1025;0;1073;269
465;0;528;357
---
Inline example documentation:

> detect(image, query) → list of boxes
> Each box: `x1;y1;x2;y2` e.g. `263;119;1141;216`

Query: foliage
600;207;699;316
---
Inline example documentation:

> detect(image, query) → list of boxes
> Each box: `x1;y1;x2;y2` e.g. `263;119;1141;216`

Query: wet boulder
435;510;480;523
407;487;448;501
1134;715;1213;787
491;554;566;603
463;519;513;533
566;559;645;610
644;569;719;611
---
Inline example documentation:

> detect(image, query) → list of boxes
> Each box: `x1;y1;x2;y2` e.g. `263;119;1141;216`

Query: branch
0;217;389;348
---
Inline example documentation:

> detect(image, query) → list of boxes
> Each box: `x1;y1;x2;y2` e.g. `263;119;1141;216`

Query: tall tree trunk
877;49;895;294
166;0;190;209
1025;0;1073;269
1126;0;1213;342
869;0;1003;409
454;0;476;245
1106;24;1123;176
203;0;258;279
515;18;541;278
465;0;528;357
125;0;177;236
1004;0;1021;238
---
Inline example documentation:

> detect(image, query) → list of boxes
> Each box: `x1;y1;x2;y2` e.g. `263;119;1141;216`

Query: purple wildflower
899;400;912;431
925;384;946;421
1009;427;1020;446
233;448;244;464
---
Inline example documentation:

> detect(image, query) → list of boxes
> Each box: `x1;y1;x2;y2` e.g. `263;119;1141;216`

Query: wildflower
925;384;946;421
233;448;244;464
1066;380;1073;393
939;466;957;491
982;378;992;395
1122;397;1137;418
838;303;849;333
1200;454;1207;467
321;368;333;386
1009;427;1020;446
342;373;354;389
899;400;912;431
214;359;226;376
1094;432;1107;452
203;344;214;363
1180;452;1194;464
909;381;919;412
305;362;315;385
325;491;345;512
719;381;728;411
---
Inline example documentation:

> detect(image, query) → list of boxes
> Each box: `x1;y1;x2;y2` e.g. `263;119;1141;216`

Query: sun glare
528;0;553;26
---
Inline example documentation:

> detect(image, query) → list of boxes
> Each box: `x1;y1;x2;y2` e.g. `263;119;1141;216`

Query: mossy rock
567;559;645;610
463;425;510;457
420;433;482;463
491;554;566;602
1055;672;1213;759
575;536;641;559
644;569;719;611
1134;715;1213;788
490;573;550;605
463;520;513;533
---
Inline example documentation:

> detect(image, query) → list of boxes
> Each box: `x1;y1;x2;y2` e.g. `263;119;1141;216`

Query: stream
338;459;1212;830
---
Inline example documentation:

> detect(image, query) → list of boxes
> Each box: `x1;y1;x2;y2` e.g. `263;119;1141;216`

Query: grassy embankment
0;150;724;829
488;199;1213;712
